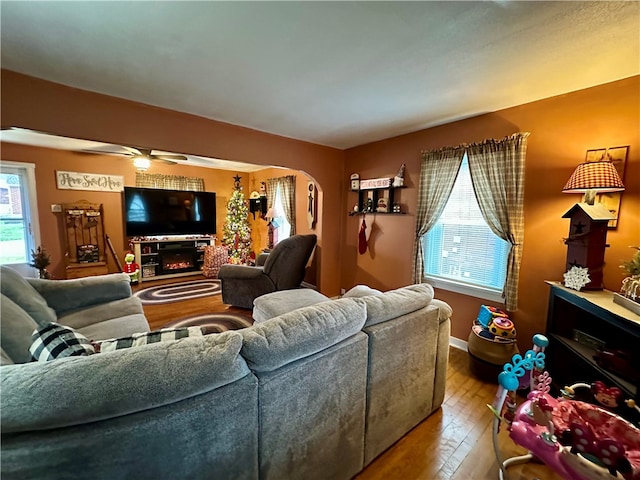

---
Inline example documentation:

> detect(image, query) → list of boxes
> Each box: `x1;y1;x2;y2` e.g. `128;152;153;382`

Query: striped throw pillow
30;323;95;362
95;327;205;353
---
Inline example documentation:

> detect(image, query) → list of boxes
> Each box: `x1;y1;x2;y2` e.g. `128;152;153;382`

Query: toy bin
467;324;519;383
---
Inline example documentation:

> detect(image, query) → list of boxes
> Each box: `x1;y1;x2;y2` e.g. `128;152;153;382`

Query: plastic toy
123;252;140;285
489;316;517;339
477;305;509;328
489;334;640;480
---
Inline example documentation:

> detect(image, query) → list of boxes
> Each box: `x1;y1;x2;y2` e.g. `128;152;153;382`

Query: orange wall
0;143;259;277
2;69;638;348
246;168;318;284
344;76;640;349
0;142;320;284
1;69;345;295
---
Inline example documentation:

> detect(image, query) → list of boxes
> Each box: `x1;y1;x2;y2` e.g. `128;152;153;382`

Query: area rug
162;313;254;333
134;279;221;305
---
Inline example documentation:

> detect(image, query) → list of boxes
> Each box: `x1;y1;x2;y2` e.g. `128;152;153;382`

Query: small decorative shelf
349;183;407;215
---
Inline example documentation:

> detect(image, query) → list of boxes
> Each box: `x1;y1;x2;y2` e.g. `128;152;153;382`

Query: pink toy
489;335;640;480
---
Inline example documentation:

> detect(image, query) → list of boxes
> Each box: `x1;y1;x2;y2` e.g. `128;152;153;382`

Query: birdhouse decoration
562;203;614;290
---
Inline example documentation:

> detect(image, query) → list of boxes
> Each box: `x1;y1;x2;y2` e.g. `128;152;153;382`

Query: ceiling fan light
132;156;151;171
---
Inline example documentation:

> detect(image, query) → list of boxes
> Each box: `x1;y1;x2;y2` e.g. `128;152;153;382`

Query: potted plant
30;246;51;279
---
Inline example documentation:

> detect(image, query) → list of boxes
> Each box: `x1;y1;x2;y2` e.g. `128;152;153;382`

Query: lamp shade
562;161;625;194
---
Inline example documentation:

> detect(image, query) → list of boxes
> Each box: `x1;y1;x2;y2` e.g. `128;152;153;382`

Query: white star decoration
563;266;591;291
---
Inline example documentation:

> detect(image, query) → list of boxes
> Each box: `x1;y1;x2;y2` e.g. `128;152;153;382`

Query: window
272;184;291;243
422;155;510;302
0;162;41;273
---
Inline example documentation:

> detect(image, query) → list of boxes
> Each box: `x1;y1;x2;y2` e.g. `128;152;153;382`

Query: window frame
420;155;508;303
0;161;41;275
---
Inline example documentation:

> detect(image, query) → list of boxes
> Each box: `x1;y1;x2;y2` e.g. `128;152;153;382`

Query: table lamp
562;159;625;204
561;159;624;290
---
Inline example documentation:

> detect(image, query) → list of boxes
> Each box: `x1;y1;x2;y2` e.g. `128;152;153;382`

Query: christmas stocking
358;218;368;255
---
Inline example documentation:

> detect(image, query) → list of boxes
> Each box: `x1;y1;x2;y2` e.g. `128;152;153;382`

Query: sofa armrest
27;273;133;317
256;252;269;266
1;331;250;433
430;298;453;322
218;264;266;280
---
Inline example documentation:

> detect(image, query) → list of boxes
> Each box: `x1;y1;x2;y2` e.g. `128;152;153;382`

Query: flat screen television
123;187;216;237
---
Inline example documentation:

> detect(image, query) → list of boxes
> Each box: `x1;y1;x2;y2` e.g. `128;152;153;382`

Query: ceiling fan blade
123;146;144;156
80;148;128;156
153;154;188;161
152;158;178;165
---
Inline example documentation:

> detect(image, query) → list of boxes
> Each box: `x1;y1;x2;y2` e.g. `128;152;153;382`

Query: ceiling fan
82;146;188;169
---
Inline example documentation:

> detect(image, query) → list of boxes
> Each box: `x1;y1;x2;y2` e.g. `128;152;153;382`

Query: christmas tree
222;175;252;264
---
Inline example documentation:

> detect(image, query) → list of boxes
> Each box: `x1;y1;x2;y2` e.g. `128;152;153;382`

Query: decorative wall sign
360;177;392;189
56;171;124;192
585;146;629;228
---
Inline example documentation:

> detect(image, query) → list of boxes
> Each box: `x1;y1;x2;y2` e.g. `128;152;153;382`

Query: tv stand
131;236;214;282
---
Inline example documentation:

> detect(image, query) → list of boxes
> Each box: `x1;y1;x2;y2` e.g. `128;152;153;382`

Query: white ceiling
1;1;639;154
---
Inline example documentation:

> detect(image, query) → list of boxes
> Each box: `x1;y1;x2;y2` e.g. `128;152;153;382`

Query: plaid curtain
135;173;204;191
466;132;529;311
412;146;466;283
266;175;296;236
266;178;278;215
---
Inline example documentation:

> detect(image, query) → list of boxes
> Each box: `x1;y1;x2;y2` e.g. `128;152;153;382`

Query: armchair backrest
263;234;317;289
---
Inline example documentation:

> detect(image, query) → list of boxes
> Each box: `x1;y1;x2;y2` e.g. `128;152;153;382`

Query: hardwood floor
132;274;253;330
137;275;562;480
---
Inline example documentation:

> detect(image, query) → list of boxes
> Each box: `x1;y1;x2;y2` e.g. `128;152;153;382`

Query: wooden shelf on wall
348;184;407;215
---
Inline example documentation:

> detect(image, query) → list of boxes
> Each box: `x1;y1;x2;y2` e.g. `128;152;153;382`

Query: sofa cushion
95;327;205;352
75;313;149;341
26;273;134;317
30;323;95;361
58;296;146;330
361;283;435;327
1;294;40;364
342;284;384;298
0;266;57;326
252;288;331;323
2;331;251;433
240;297;366;372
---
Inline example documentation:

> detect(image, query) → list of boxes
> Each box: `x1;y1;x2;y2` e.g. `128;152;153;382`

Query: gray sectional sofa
0;265;452;480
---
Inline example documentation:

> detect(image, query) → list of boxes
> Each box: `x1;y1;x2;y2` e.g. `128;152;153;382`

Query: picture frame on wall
585;148;607;162
585;145;629;229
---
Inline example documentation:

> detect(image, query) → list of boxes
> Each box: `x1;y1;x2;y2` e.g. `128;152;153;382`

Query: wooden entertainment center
131;236;214;282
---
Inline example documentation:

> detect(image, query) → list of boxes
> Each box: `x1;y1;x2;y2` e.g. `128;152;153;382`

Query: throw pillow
95;326;205;353
0;265;57;326
342;285;384;298
30;322;95;362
